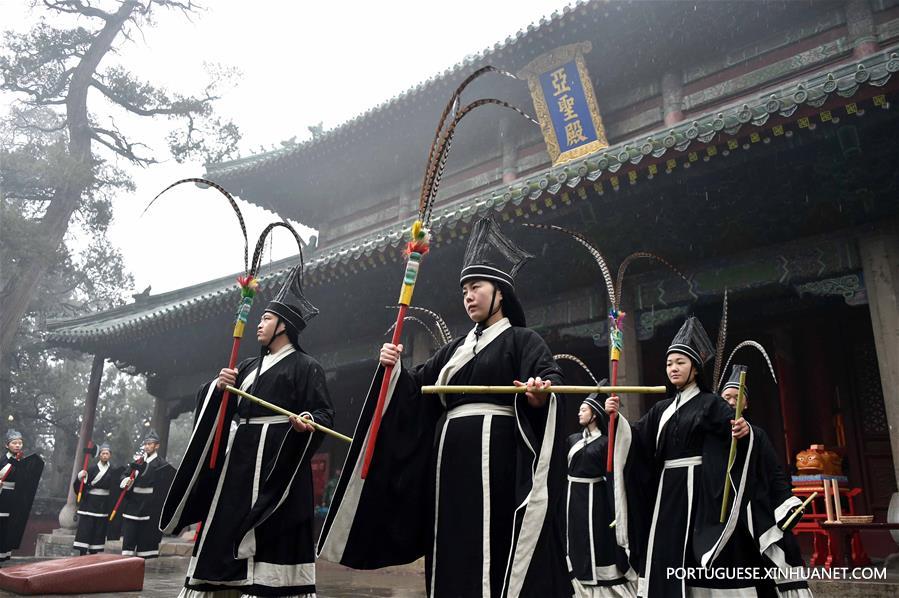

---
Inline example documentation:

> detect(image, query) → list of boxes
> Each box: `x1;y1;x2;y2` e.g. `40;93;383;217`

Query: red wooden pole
361;304;408;479
109;456;143;521
76;441;93;504
209;339;241;469
208;278;257;469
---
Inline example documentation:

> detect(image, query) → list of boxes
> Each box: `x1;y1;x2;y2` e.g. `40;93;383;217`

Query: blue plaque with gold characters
518;42;608;164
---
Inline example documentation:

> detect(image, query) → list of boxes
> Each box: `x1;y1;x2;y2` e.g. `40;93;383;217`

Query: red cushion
0;554;144;594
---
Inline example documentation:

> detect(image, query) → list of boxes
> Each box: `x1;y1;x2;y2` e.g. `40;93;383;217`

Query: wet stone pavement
0;557;427;598
1;555;897;597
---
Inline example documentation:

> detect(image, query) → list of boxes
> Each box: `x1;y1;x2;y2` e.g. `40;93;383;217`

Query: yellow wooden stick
720;370;747;523
781;492;817;531
225;385;352;444
421;385;667;395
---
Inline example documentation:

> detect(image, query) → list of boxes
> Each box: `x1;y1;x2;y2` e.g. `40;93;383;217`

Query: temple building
48;0;899;558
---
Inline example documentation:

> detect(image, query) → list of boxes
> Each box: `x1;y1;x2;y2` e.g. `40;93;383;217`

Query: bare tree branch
89;75;215;116
19;121;67;134
42;0;112;20
90;126;156;164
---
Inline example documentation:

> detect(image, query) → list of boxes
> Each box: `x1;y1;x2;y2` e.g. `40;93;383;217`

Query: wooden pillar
59;354;104;530
805;325;838;447
0;351;10;422
859;226;899;488
500;117;518;183
409;327;433;367
661;71;685;127
152;396;172;459
397;185;413;223
773;330;800;466
617;285;646;420
846;0;878;59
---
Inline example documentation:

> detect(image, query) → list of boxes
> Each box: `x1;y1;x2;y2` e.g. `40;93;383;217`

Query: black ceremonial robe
0;452;43;561
611;383;755;598
73;462;119;554
121;452;174;558
319;318;573;598
161;343;334;597
565;430;636;597
744;426;812;598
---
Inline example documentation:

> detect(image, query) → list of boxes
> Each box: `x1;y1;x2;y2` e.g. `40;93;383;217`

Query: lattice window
852;338;888;435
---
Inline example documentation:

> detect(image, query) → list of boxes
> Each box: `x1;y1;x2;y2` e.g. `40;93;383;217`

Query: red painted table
791;486;869;568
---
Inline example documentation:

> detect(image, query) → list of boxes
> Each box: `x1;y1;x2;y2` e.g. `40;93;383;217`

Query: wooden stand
792;485;869;568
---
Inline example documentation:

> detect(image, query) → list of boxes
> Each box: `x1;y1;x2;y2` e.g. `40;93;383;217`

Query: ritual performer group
118;430;174;558
73;443;120;555
606;318;757;598
161;259;334;598
319;217;572;598
0;429;43;563
719;365;813;598
566;392;637;597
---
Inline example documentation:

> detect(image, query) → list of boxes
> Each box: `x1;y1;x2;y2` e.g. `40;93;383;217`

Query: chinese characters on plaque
518;42;608;164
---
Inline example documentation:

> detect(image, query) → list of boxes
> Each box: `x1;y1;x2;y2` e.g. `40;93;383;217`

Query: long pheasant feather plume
615;252;688;310
385;316;444;349
717;340;778;391
713;289;729;388
420;97;538;225
145;178;249;274
423;66;517;180
426;129;455;214
554;353;599;385
406;305;452;345
522;223;616;308
251;221;305;278
386;305;451;346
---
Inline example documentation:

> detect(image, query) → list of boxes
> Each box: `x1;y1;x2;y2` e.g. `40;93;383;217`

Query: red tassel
405;241;430;256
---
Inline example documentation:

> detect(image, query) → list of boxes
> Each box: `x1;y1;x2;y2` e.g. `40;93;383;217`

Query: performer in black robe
566;394;636;597
161;261;334;598
73;443;119;555
719;366;812;598
605;318;752;598
120;430;175;558
0;430;43;563
319;217;572;598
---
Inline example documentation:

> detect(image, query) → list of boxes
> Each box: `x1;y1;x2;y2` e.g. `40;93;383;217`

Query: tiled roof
47;46;898;344
205;1;592;181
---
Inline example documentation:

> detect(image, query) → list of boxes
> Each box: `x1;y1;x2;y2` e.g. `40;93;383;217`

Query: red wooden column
59;354;104;530
846;0;878;59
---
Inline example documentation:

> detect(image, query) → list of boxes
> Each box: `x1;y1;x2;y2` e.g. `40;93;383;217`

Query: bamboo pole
780;492;817;531
720;370;747;523
421;385;667;395
224;385;352;444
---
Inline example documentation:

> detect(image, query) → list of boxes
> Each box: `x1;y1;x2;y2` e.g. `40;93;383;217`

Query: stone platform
35;530;193;560
23;531;898;597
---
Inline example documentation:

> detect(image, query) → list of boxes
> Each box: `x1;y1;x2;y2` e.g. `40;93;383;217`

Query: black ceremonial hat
264;264;319;334
459;218;533;327
721;364;749;397
667;316;715;367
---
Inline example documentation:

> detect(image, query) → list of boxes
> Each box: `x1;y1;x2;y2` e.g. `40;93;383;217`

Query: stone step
35;531;195;559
